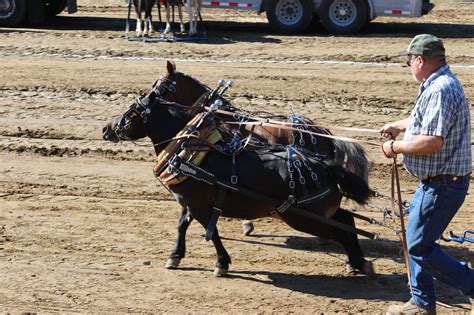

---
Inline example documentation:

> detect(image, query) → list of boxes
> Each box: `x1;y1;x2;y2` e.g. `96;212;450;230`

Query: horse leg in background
185;0;196;35
177;3;185;33
134;0;144;36
165;207;194;269
281;208;374;275
163;2;171;33
143;0;154;36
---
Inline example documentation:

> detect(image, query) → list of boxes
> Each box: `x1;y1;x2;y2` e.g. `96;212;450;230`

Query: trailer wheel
45;0;67;16
27;0;46;25
266;0;313;34
0;0;27;26
319;0;368;34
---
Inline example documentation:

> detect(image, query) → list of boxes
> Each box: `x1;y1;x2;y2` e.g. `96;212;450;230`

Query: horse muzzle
102;125;120;143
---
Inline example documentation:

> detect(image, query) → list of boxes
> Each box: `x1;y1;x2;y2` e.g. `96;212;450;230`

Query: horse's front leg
210;226;231;277
165;207;194;269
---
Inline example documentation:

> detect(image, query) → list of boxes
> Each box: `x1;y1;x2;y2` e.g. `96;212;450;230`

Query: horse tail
332;139;369;184
329;164;371;204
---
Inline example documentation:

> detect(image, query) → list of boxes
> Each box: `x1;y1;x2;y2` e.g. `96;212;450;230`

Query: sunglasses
406;55;421;67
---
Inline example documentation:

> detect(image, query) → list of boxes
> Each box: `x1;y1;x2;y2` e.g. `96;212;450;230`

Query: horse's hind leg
165;207;193;269
281;208;373;275
330;209;374;275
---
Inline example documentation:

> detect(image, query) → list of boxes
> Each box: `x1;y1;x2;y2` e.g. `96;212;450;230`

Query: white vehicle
0;0;77;26
203;0;435;34
0;0;434;34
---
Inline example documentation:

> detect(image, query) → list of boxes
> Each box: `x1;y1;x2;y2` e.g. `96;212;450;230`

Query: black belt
422;173;471;184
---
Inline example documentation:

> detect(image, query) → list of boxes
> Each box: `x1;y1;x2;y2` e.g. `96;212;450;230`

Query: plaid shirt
403;65;472;180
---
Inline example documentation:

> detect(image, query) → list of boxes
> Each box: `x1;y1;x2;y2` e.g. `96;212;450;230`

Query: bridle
115;95;154;140
151;73;178;99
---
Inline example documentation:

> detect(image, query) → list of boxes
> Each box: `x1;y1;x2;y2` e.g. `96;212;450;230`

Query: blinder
116;96;153;137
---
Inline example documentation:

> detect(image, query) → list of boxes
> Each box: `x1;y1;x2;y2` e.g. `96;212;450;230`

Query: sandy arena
1;1;473;313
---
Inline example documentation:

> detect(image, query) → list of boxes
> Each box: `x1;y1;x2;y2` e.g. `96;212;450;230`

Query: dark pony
103;91;374;276
147;61;371;262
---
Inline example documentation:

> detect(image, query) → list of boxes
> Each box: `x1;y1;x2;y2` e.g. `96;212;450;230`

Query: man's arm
382;135;444;158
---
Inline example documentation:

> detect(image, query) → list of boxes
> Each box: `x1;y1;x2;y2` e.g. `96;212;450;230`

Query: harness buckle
231;175;238;185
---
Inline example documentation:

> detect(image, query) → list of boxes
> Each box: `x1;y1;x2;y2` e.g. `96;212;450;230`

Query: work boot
386;301;436;315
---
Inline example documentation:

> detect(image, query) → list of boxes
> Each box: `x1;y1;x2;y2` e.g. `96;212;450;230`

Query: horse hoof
345;261;375;276
165;257;181;269
361;260;375;275
213;267;228;277
242;221;254;236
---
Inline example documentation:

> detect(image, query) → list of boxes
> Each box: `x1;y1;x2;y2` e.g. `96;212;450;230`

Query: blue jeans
406;178;474;308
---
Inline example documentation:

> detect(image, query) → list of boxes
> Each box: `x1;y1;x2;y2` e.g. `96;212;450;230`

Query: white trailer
0;0;77;26
203;0;435;34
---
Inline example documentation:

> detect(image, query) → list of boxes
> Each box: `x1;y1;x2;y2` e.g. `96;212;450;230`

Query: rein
206;107;381;146
391;152;413;295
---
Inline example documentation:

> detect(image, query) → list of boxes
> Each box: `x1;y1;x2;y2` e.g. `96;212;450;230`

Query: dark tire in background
266;0;313;34
319;0;368;34
0;0;27;26
45;0;67;16
27;0;46;25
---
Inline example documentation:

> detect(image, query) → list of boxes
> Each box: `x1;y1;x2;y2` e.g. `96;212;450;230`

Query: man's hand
380;123;401;139
379;118;410;139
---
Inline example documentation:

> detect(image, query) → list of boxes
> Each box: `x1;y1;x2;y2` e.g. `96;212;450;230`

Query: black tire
319;0;368;34
266;0;313;34
0;0;27;26
44;0;67;17
27;0;46;25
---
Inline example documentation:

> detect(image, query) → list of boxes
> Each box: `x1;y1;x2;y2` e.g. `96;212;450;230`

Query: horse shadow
185;233;472;304
222;233;474;262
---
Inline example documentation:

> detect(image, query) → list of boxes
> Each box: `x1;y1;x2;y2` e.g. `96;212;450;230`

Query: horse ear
166;60;176;73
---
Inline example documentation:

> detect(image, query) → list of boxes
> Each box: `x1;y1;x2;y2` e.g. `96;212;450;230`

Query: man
380;34;474;315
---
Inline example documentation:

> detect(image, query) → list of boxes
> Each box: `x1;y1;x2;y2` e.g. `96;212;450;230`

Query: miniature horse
103;91;373;276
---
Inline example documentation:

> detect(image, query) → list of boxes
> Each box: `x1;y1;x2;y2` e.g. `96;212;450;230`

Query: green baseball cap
399;34;445;57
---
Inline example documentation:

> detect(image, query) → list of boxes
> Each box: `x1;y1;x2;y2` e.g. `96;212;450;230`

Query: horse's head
103;90;193;154
150;61;209;107
102;91;159;143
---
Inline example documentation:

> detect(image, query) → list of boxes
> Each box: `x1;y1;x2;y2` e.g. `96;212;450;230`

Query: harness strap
205;186;227;241
170;155;376;239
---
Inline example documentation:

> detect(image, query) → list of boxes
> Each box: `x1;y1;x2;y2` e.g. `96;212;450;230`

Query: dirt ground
1;1;473;313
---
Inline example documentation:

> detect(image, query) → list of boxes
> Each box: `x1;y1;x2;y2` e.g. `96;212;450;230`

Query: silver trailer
0;0;434;34
203;0;435;33
0;0;77;26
